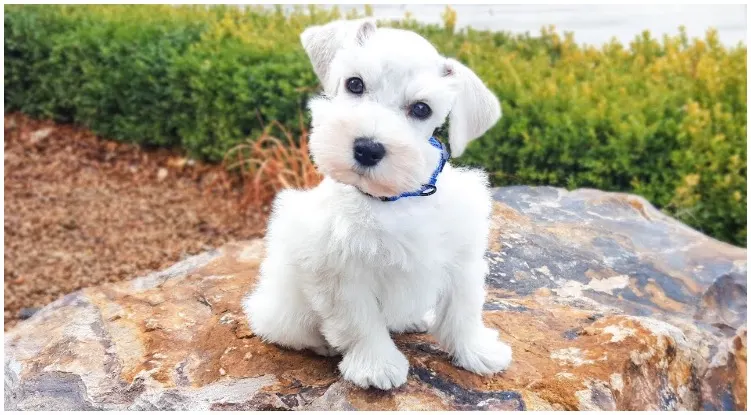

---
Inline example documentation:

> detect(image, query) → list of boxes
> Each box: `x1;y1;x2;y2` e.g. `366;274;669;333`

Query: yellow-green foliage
4;5;747;246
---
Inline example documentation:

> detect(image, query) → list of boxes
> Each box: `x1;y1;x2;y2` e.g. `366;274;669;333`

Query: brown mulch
4;113;268;330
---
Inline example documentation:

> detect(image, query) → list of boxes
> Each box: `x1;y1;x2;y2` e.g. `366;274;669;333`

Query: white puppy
243;18;512;390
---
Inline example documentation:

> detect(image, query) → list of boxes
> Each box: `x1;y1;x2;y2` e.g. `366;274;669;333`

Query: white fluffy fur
242;18;512;390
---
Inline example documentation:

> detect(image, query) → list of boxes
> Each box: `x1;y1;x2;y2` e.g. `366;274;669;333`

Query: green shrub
4;5;747;246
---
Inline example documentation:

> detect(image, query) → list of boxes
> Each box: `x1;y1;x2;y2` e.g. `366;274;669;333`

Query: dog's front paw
339;343;409;390
453;328;512;375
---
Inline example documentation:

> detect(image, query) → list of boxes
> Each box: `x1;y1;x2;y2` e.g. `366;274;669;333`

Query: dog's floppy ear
300;18;377;88
443;58;502;158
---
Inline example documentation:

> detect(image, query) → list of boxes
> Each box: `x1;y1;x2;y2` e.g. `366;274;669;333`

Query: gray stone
4;186;747;410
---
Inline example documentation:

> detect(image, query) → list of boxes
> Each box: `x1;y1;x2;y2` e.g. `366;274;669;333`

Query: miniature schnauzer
243;18;512;390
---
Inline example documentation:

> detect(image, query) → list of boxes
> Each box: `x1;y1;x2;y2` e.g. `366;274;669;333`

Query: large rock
4;186;747;410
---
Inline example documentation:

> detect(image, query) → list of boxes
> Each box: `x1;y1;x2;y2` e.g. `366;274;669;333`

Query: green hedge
4;5;747;246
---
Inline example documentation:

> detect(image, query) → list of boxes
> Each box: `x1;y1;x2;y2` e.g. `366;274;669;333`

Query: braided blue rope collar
363;136;449;202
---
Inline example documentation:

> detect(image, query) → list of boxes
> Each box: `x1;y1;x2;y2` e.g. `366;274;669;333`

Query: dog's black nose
353;137;386;167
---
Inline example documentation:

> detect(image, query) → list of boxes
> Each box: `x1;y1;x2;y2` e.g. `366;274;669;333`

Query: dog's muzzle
359;136;449;202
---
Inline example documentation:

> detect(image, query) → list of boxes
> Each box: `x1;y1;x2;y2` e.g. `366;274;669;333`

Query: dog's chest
339;208;448;270
312;166;489;282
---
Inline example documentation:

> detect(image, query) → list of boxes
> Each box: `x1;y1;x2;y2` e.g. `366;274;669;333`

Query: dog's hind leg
388;309;435;334
242;260;337;357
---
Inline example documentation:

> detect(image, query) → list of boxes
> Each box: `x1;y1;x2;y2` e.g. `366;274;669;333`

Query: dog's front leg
309;277;409;390
430;259;512;375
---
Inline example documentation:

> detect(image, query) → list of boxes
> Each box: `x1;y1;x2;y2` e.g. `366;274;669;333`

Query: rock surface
4;186;747;410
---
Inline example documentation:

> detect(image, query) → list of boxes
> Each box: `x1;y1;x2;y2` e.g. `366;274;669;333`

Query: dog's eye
409;102;432;120
346;77;365;95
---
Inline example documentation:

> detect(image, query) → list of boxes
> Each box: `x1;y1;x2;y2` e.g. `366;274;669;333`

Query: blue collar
363;136;449;202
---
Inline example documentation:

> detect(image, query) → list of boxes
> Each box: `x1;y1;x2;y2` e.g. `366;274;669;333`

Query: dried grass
220;118;322;212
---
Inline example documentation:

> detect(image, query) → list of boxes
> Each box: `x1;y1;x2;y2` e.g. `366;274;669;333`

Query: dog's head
301;18;501;198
